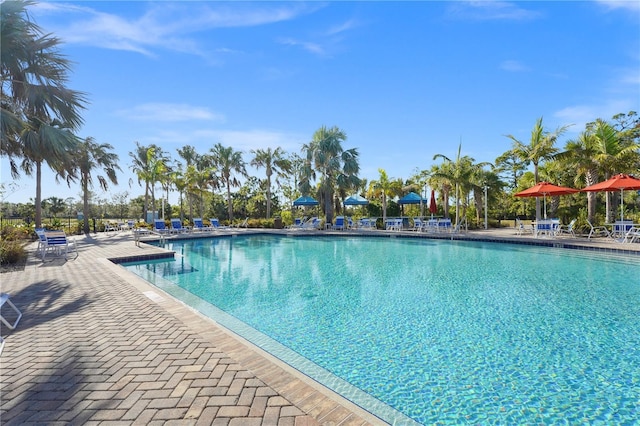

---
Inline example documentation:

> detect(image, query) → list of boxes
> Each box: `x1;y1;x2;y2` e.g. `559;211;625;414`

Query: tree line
2;1;639;234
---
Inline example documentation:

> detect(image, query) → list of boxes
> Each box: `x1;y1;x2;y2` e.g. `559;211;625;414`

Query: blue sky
2;0;639;205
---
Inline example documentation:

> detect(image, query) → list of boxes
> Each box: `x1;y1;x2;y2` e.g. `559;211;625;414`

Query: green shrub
0;239;26;265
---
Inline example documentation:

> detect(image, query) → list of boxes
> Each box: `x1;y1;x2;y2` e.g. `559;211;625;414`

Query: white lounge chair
516;218;533;235
234;217;249;228
587;220;610;239
0;293;22;355
41;230;78;261
556;219;576;237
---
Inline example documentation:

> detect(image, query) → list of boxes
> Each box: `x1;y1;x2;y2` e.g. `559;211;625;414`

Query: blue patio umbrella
398;192;426;204
293;195;319;206
343;194;369;206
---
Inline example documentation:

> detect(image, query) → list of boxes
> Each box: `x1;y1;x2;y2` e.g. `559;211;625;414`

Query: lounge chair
556;219;576;237
412;218;424;232
0;293;22;355
516;218;533;235
301;217;319;230
170;218;189;234
438;218;452;233
288;216;307;229
154;219;169;234
587;220;610;239
234;217;249;228
192;218;213;231
332;216;346;230
209;218;228;230
621;226;640;244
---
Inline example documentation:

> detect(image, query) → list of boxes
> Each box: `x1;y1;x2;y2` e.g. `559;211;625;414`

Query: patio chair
209;218;227;230
170;218;189;234
332;216;346;230
412;218;424;231
621;226;640;244
234;217;249;228
154;219;169;234
556;219;576;237
0;293;22;355
516;218;533;235
438;218;452;233
42;230;78;261
288;216;307;229
193;218;212;231
587;220;610;239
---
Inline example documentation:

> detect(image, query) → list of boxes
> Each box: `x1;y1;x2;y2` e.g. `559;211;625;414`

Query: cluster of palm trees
3;1;639;232
2;1;120;233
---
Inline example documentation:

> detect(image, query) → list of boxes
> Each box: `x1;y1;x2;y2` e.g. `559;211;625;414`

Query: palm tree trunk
266;174;272;219
35;161;42;228
83;174;90;234
227;182;233;221
585;169;598;222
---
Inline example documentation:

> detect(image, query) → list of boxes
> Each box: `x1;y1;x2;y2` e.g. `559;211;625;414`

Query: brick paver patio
1;227;637;425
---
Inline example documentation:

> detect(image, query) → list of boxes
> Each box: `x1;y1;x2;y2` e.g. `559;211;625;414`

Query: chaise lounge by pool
122;234;640;425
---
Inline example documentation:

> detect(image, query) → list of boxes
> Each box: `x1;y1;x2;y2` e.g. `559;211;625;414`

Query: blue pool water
123;235;640;425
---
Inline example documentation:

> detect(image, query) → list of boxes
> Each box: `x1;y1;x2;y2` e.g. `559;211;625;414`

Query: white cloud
278;37;326;56
31;2;321;57
500;60;530;72
446;1;542;20
554;99;635;131
116;103;225;122
594;0;640;12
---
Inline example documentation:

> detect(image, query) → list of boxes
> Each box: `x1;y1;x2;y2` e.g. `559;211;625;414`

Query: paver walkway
0;232;377;425
1;227;637;425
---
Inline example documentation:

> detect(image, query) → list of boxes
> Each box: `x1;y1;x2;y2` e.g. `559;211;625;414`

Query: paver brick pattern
1;232;374;425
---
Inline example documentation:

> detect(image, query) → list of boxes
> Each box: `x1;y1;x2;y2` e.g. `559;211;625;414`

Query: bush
0;239;26;265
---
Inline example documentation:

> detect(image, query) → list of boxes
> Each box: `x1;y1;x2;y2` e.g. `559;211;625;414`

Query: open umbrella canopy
343;194;369;206
514;182;579;197
398;191;426;205
293;195;319;206
582;174;640;221
514;182;579;219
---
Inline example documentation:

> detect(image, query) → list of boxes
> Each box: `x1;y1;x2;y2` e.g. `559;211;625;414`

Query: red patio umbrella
514;182;579;219
429;190;437;217
582;174;640;222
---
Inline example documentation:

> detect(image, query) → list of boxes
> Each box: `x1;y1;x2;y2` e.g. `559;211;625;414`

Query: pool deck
1;226;638;425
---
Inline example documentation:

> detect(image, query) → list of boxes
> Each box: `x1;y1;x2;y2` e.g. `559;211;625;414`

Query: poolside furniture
587;220;610;239
556;219;577;237
612;220;634;239
332;216;346;230
41;230;78;261
385;218;402;231
209;218;229;230
620;226;640;244
412;218;424;231
0;293;22;355
347;217;354;229
234;217;249;228
154;219;170;234
104;222;118;233
534;219;555;238
437;218;452;233
288;217;307;229
192;218;213;231
516;218;533;235
170;218;190;234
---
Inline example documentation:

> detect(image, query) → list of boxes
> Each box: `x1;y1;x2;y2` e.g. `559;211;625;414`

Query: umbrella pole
620;188;624;222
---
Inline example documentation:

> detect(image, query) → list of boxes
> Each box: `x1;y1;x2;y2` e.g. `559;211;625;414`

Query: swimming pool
123;235;640;424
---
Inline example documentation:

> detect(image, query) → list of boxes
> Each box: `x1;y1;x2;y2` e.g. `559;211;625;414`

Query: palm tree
209;143;247;222
368;168;402;223
433;144;491;228
1;0;87;228
250;147;291;219
73;137;120;233
300;126;360;224
506;117;571;220
129;142;153;220
16;118;79;227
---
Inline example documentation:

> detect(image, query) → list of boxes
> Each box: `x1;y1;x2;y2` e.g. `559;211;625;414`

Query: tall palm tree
300;126;360;224
2;0;87;228
506;117;571;220
209;143;247;221
73;137;120;233
250;147;291;219
433;144;491;228
368;168;402;223
17;118;79;227
129;142;153;220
